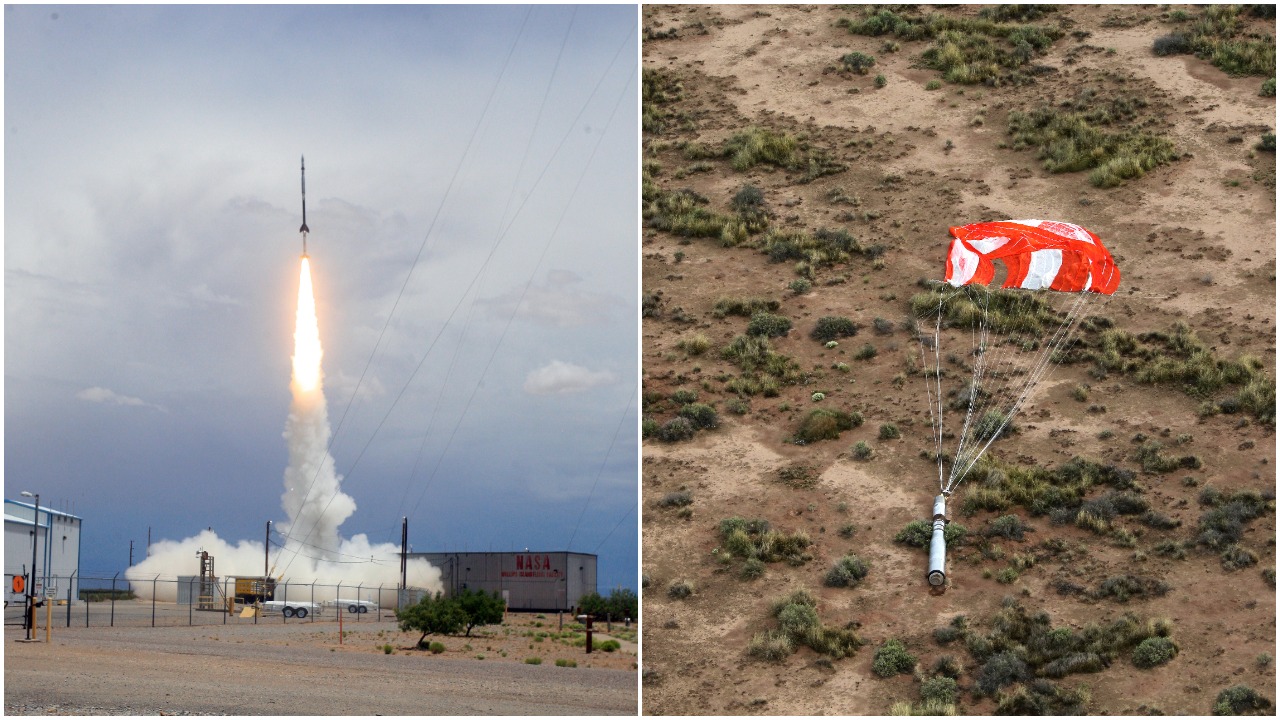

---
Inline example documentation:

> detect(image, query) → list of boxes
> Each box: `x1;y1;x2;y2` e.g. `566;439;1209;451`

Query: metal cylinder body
927;494;947;587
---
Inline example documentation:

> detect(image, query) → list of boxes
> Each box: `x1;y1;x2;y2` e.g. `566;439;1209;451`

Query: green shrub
657;491;693;508
974;410;1013;441
677;334;711;356
644;187;733;238
1041;652;1103;677
777;603;821;636
713;296;780;318
1197;489;1272;549
1261;77;1276;97
1259;133;1276;152
678;403;720;430
986;514;1030;540
811;316;858;342
796;408;857;443
597;640;621;653
524;656;542;665
641;417;659;439
854;343;878;360
926;79;943;90
657;417;696;442
975;651;1030;696
747;311;793;338
1221;544;1258;571
873;638;917;677
995;680;1090;715
1093;575;1170;602
921;676;958;705
788;278;812;295
933;654;964;678
841;51;877;74
1213;685;1272;715
896;520;967;548
852;441;874;460
748;629;795;661
1153;33;1192;56
879;423;901;440
824;555;870;588
1132;636;1178;668
732;184;766;211
740;558;765;580
1007;104;1178;188
667;579;694;599
874;73;888;88
555;658;577;667
1140;511;1180;530
398;592;467;647
722;128;847;180
840;7;1065;85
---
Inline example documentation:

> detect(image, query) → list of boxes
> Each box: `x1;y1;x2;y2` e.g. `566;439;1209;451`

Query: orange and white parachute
918;219;1120;496
945;220;1120;295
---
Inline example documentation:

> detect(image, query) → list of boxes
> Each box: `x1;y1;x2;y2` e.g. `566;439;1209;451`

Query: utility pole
400;517;408;590
147;526;151;554
265;521;271;578
129;540;134;568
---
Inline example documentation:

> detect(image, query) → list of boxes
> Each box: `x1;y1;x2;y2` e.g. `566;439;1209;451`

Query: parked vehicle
326;598;378;614
260;600;322;619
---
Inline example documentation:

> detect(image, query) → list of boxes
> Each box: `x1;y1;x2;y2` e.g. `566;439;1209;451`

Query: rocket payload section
299;156;310;256
927;493;948;588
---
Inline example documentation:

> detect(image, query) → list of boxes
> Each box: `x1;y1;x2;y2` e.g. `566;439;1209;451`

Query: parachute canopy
945;220;1120;295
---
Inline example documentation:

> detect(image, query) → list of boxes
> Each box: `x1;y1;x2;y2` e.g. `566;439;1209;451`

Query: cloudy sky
5;5;638;591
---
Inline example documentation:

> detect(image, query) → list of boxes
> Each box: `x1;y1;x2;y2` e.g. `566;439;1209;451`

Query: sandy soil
4;610;636;715
642;5;1274;716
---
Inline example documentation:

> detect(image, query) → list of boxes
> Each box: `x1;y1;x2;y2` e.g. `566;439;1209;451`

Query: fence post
356;583;363;623
282;580;289;624
110;572;119;628
188;577;194;626
378;584;384;620
223;578;229;625
310;582;315;623
151;575;158;628
68;571;77;627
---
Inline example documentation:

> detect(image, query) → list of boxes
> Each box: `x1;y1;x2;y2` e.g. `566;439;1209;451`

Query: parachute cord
948;289;992;490
950;289;1095;485
932;299;946;490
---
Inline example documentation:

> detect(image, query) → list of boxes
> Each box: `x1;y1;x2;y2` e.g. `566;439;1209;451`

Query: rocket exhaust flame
280;254;355;561
291;258;322;394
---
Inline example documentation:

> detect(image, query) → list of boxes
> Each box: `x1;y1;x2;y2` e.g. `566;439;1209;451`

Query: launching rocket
299;156;310;257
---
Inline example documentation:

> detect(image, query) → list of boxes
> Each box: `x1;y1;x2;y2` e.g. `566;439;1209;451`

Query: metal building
4;499;82;604
407;551;596;611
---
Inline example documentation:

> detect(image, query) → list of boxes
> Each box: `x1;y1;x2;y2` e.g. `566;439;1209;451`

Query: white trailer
326;598;378;614
260;600;322;619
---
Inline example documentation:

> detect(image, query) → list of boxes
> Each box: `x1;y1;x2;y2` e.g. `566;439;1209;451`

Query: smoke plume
127;257;441;602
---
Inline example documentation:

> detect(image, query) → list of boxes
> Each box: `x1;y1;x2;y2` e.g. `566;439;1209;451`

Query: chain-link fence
3;573;430;629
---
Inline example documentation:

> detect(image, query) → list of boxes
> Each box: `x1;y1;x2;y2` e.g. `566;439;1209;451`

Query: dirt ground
641;4;1274;716
3;609;636;715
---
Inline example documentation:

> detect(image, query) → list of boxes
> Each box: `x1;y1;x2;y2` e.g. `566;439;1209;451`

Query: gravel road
4;620;636;715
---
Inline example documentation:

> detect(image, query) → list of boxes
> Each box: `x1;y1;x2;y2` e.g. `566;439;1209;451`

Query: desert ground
4;607;636;715
641;4;1274;716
